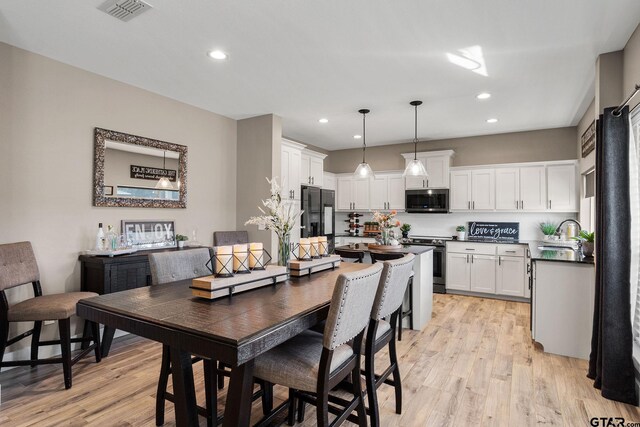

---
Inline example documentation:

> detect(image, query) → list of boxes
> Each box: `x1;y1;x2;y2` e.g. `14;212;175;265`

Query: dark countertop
335;234;377;238
335;243;434;255
528;243;594;265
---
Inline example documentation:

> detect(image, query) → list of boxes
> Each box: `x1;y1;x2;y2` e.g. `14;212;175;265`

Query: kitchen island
334;243;434;331
530;244;595;359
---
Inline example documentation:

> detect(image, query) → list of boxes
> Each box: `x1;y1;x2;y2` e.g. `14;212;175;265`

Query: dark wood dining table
76;262;367;427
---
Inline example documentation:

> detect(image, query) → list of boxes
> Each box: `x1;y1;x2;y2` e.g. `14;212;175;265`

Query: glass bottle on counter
106;225;118;251
95;223;105;250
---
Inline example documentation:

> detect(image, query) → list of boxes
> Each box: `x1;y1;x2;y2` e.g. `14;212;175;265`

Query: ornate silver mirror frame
93;127;188;208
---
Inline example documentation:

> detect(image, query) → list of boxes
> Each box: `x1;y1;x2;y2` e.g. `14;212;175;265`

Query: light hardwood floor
1;294;639;426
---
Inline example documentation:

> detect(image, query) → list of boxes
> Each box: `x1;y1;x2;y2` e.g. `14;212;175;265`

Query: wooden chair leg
316;388;329;427
287;388;297;426
296;397;307;423
217;361;226;389
0;320;8;364
156;345;171;426
365;342;380;427
203;359;218;427
90;321;102;363
389;329;402;414
58;318;72;389
260;380;273;416
352;363;368;427
30;320;42;367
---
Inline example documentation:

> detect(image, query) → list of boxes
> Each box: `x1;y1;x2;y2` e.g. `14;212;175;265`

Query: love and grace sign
467;222;519;241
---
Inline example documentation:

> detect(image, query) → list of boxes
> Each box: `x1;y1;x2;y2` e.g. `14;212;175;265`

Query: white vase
457;231;466;240
177;240;185;248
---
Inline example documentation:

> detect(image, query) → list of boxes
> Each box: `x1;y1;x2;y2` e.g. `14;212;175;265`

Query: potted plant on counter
400;223;411;239
540;221;559;240
175;234;188;248
456;225;466;240
572;230;595;257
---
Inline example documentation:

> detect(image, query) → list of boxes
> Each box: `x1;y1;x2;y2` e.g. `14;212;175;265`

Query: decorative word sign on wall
468;222;519;241
121;220;176;249
130;165;177;182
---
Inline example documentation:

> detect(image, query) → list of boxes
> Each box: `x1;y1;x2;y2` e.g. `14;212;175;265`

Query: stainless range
410;235;452;294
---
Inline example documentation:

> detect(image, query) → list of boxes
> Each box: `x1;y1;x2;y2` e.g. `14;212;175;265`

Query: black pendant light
354;108;374;178
403;100;428;178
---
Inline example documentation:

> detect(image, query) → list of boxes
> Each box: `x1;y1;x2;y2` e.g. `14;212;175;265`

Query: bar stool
363;254;415;427
335;248;365;263
254;263;384;427
369;251;414;341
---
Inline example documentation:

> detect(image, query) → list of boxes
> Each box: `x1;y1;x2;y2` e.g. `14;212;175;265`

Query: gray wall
236;114;282;256
325;127;577;173
624;24;640;111
0;42;237;357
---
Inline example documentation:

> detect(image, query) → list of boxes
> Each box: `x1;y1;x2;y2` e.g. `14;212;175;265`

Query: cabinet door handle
505;250;516;253
427;179;429;187
549;200;551;209
465;248;475;251
471;255;474;263
515;200;518;209
472;201;475;210
312;177;315;185
468;201;471;209
498;256;502;266
422;179;425;187
466;254;469;263
520;200;523;209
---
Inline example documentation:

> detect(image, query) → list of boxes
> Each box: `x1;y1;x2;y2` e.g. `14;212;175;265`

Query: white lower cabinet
470;255;497;293
446;242;528;299
446;253;471;291
496;255;526;297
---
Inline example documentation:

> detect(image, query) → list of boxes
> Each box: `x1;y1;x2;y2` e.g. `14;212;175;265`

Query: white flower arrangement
245;177;303;240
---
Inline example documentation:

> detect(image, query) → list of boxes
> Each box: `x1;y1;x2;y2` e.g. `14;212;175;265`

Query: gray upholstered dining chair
254;262;384;427
213;230;249;247
149;248;270;427
149;248;217;426
363;253;415;427
0;241;101;390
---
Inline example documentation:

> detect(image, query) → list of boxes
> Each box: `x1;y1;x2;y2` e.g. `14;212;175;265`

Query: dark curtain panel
587;106;637;405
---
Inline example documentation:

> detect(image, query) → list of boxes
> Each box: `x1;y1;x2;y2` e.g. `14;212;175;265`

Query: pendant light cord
162;150;166;169
414;104;418;160
362;112;367;163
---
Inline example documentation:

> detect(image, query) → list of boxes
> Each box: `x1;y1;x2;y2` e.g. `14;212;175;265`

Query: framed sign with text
581;120;595;158
467;222;519;241
130;165;177;182
121;220;176;249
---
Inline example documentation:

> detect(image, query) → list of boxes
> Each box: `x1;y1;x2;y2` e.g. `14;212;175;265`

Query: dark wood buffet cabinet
79;246;209;356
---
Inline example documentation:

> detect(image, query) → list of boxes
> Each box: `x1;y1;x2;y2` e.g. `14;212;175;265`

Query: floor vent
98;0;152;22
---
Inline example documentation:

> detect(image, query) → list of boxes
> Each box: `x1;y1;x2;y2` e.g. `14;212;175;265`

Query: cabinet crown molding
302;148;328;160
450;159;578;171
282;138;307;150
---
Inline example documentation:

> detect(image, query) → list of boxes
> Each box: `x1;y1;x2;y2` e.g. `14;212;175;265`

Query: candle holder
233;251;251;274
206;253;234;278
290;243;312;261
248;249;272;270
319;240;330;257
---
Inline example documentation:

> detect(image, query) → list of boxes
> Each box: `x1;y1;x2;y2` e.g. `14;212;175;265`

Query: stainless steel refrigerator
300;186;335;253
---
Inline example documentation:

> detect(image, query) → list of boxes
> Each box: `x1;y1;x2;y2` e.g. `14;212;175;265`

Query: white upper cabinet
471;169;495;210
547;164;577;212
450;170;471;210
402;150;454;189
519;166;547;211
323;172;336;191
336;175;370;211
369;173;406;211
336;176;352;210
281;139;304;201
495;168;520;211
300;150;326;187
450;169;494;211
352;178;370;210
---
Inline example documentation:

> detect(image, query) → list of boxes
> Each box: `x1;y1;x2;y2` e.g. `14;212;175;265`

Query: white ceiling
1;1;639;150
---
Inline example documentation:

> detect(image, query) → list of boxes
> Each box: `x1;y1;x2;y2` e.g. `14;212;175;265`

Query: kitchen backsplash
336;211;578;241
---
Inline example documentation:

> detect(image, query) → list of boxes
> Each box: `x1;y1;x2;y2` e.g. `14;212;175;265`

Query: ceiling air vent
98;0;152;22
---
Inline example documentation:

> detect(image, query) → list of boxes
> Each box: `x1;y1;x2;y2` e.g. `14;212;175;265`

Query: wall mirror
93;128;188;208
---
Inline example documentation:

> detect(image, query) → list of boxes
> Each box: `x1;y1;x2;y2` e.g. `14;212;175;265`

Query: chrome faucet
555;219;582;237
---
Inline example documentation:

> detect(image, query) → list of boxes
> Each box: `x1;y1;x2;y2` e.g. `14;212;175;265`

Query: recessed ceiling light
318;118;329;124
477;92;491;100
207;50;228;60
486;118;498;123
353;135;362;139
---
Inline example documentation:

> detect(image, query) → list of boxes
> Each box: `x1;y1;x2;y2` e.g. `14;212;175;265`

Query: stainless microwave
405;189;449;213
